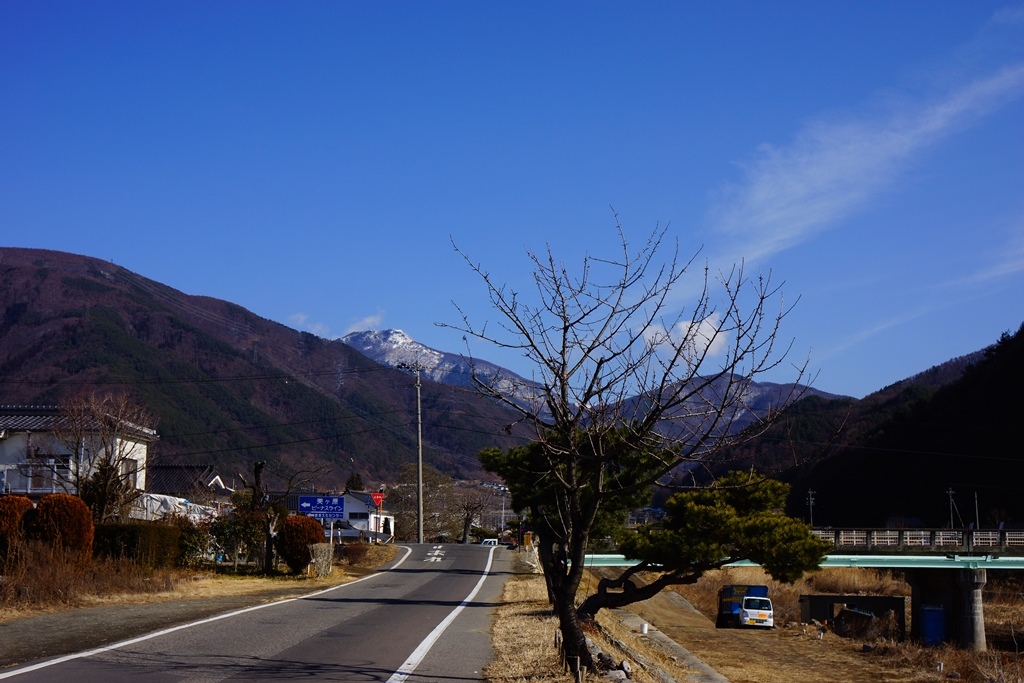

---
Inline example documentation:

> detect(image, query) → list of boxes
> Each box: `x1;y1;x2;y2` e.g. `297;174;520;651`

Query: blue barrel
921;605;945;646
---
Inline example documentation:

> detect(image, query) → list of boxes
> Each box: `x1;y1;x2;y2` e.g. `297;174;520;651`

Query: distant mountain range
0;248;532;487
2;246;1017;526
342;329;843;435
341;329;542;408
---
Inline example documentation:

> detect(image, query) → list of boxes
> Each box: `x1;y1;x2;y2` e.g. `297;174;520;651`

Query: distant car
481;538;498;546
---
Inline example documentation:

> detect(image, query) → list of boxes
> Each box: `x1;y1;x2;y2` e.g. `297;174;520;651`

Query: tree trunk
261;510;281;574
556;593;592;673
536;535;595;672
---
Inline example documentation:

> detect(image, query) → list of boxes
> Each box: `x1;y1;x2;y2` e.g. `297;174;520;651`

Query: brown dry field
488;561;1024;683
619;585;937;683
0;544;398;623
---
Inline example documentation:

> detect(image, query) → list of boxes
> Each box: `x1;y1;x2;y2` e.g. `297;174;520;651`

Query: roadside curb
606;608;730;683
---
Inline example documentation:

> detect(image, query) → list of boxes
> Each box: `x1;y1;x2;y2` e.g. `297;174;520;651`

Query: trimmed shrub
0;495;34;536
94;522;181;570
0;495;34;562
23;494;94;560
275;515;325;574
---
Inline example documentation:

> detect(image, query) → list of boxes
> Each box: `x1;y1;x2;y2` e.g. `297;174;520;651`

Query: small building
286;490;395;543
0;405;157;499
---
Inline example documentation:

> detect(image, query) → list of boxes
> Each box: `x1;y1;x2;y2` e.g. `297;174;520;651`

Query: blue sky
2;2;1022;398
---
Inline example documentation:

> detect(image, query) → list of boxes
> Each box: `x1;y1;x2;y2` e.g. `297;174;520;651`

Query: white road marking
0;546;415;679
385;546;496;683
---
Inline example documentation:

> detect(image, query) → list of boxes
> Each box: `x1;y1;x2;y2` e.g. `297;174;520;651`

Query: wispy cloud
947;225;1024;287
288;310;386;338
819;307;937;361
288;312;334;338
344;311;385;336
707;63;1024;263
992;5;1024;27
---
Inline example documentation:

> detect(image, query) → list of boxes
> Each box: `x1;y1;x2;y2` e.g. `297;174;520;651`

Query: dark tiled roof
0;406;63;431
0;405;158;441
147;464;230;496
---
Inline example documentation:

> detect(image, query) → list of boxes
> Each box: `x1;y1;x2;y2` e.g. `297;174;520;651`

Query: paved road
0;544;510;682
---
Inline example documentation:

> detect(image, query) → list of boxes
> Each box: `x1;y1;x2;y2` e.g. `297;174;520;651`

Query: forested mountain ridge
790;325;1024;527
0;247;531;487
716;324;1024;527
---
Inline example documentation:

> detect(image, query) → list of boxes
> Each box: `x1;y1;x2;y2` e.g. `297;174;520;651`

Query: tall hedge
275;515;325;574
93;523;181;570
0;495;34;561
23;494;94;560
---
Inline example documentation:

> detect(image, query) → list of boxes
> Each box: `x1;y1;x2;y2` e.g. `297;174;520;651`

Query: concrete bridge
583;528;1024;651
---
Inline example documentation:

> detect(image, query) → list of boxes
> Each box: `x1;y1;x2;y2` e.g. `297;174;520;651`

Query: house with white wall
0;405;157;499
288;489;395;543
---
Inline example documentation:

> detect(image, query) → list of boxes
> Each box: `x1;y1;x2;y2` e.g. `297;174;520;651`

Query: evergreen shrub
171;516;211;568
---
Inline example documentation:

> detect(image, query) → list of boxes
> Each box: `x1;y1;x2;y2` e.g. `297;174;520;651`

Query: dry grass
0;541;184;614
348;542;397;569
485;567;567;682
664;566;1024;683
485;560;689;683
0;541;398;622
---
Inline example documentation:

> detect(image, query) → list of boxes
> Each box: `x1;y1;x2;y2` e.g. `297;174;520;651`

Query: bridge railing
812;528;1024;555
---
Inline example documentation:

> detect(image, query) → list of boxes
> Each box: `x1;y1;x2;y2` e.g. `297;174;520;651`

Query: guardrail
811;528;1024;555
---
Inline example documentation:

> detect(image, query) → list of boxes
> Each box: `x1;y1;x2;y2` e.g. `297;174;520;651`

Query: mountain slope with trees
712;325;1022;527
0;247;530;488
788;324;1024;527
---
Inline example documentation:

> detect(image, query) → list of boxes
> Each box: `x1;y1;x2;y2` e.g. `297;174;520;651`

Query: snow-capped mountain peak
340;329;527;393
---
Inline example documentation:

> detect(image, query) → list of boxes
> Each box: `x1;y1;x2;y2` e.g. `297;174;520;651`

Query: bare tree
47;391;157;523
453;486;492;543
449;219;811;672
237;459;329;574
388;463;461;542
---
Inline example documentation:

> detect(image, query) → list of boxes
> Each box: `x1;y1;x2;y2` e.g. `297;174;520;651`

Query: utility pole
948;488;956;529
415;366;423;544
398;362;425;544
807;489;816;528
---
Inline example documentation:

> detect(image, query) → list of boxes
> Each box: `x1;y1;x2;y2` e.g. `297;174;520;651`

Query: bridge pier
958;568;987;651
905;567;987;650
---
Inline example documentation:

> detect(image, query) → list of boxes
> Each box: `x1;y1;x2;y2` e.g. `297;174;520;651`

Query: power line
0;365;394;386
160;409;408;439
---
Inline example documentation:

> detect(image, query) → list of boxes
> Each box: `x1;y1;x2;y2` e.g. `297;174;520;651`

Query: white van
481;538;498;546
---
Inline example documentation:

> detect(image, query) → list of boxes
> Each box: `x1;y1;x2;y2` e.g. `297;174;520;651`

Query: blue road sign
298;495;345;519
